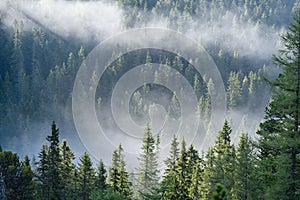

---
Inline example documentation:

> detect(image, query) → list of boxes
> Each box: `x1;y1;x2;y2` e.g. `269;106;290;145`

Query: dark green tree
18;155;36;199
256;10;300;199
233;132;256;200
36;144;50;199
212;183;227;200
60;139;77;199
78;152;95;200
46;121;62;199
0;151;35;200
95;159;107;190
207;120;235;199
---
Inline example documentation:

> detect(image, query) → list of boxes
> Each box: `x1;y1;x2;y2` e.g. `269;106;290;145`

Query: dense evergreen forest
0;0;300;199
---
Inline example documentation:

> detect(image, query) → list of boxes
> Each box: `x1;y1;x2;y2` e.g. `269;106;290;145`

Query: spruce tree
188;159;203;200
137;123;159;198
108;144;132;199
161;135;180;200
208;120;235;199
36;144;50;199
46;121;62;199
256;10;300;199
233;132;256;200
175;139;191;200
0;151;35;199
78;152;95;200
95;159;107;190
18;155;36;199
59;139;77;199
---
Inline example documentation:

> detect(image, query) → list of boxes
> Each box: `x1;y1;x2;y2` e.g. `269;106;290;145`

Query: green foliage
256;10;300;199
212;183;227;200
203;120;236;199
78;152;95;200
233;132;256;200
90;187;125;200
0;1;299;200
95;159;107;190
108;144;132;199
46;121;62;199
0;151;35;199
137;123;159;198
60;139;77;199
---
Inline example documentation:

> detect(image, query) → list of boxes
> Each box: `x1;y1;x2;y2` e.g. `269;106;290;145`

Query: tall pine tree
256;10;300;199
108;144;132;199
78;152;95;200
46;121;62;199
137;123;159;198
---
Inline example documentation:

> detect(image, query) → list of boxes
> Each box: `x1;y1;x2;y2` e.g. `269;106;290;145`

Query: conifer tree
78;152;95;200
18;155;36;199
108;144;132;199
175;139;191;200
188;159;203;200
46;121;62;199
137;123;159;198
208;120;235;198
161;135;180;200
36;144;50;198
95;159;107;190
0;151;35;199
233;132;256;200
60;139;77;199
256;10;300;199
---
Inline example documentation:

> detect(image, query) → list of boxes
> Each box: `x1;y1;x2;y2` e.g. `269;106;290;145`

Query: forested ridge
0;0;300;199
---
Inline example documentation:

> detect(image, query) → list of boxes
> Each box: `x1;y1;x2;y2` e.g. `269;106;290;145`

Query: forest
0;0;300;199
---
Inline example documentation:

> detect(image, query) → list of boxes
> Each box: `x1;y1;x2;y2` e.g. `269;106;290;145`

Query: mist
187;12;284;60
0;0;284;60
0;0;288;170
0;0;124;42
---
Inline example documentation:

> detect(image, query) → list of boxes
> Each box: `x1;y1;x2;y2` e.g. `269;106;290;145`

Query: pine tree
95;159;107;190
18;155;36;199
161;135;180;200
108;144;132;199
36;144;50;199
188;159;203;200
201;148;215;199
175;139;191;200
164;135;179;171
0;151;20;199
137;123;159;198
109;147;120;192
233;132;256;200
78;152;95;200
208;120;235;199
227;71;242;110
46;121;62;199
0;151;35;199
256;10;300;199
59;139;77;199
